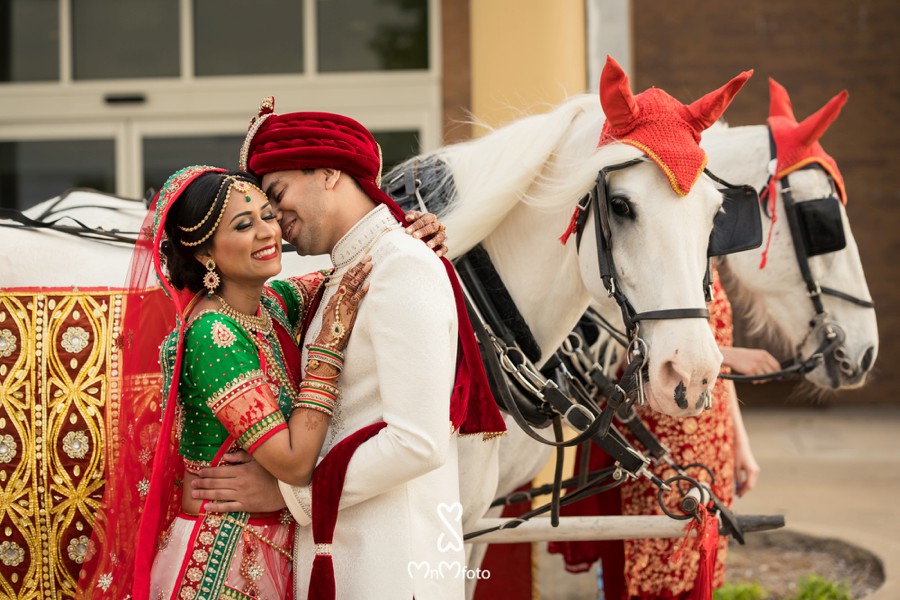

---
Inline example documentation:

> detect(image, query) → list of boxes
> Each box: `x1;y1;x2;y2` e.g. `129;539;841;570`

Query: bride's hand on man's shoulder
404;210;448;258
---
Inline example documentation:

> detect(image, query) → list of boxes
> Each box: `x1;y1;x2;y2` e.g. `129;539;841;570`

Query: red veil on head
77;166;226;600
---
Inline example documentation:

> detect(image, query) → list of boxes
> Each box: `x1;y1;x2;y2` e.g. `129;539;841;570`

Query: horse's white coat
703;123;878;388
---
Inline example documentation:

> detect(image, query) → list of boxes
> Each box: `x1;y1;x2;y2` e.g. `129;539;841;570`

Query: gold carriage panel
0;290;160;599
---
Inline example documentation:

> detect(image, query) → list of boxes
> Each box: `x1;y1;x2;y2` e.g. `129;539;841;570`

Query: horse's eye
610;196;632;218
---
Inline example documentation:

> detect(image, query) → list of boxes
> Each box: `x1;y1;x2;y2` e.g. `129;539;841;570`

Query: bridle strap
574;158;710;335
765;128;874;315
632;308;710;322
821;286;875;309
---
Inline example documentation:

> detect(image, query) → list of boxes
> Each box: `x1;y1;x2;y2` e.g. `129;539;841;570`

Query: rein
0;189;145;245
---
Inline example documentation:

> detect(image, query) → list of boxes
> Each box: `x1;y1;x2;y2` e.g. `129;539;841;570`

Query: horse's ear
599;55;639;128
685;70;753;132
795;89;849;147
768;77;797;122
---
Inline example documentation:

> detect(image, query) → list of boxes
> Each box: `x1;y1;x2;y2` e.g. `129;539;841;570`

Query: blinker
708;183;764;257
795;196;846;256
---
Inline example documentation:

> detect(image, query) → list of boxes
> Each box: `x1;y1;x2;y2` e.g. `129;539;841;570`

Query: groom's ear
323;168;341;190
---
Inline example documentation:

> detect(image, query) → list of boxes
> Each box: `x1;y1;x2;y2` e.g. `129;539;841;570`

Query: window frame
0;0;442;201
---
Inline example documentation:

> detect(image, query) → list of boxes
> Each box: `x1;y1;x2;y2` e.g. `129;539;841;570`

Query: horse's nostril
674;381;688;409
859;346;876;372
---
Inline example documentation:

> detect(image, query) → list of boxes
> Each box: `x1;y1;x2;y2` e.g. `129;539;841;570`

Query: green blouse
159;277;321;468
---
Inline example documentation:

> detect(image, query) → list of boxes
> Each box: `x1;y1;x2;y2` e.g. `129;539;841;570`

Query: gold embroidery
61;325;90;353
206;370;266;412
0;290;150;597
0;328;16;357
62;430;90;459
0;433;17;463
210;320;236;348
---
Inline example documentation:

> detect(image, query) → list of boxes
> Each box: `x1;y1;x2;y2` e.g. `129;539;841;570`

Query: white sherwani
280;205;465;599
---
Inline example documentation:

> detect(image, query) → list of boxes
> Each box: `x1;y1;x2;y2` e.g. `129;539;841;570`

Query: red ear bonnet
767;77;848;203
598;55;751;196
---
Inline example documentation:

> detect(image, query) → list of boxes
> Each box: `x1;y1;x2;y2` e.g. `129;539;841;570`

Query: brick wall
632;0;900;404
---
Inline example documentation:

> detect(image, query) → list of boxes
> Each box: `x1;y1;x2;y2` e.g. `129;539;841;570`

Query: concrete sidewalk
734;404;900;599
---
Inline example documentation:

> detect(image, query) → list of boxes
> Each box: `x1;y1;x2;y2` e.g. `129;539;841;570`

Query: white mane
394;94;641;257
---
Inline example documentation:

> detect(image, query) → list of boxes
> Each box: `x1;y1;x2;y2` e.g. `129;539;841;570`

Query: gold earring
203;259;220;296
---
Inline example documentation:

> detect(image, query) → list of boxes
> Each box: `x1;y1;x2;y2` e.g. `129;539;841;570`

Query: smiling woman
77;166;372;600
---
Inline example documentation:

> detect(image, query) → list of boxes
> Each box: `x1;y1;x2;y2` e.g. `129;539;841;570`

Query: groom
192;99;506;598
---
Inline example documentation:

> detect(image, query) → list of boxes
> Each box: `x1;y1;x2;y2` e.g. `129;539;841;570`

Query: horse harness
723;128;874;385
384;159;751;541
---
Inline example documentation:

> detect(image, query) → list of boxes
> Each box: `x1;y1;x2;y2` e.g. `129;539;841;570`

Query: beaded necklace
214;295;297;404
214;294;273;334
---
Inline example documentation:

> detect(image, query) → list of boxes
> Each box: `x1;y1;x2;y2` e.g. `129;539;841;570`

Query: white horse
703;80;877;389
456;81;878;593
384;59;757;590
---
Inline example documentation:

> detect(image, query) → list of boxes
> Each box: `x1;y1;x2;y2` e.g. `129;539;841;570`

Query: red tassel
559;207;581;245
668;503;719;600
309;555;336;600
758;175;778;269
690;510;719;600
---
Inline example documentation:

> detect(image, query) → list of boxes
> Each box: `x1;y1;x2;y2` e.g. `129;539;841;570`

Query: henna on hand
405;210;449;257
316;257;372;352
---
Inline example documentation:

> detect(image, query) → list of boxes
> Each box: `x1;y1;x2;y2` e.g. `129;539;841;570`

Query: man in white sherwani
192;102;506;599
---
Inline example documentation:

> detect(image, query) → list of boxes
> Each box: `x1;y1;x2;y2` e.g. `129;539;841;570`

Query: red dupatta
77;166;228;599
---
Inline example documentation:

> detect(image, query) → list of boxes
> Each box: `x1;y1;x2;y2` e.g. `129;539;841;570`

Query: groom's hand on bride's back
191;451;287;513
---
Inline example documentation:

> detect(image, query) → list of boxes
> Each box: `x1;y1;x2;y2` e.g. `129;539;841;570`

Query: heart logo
436;502;464;553
438;561;463;579
407;561;430;579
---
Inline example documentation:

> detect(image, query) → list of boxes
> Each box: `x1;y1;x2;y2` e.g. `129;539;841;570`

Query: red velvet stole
307;422;387;600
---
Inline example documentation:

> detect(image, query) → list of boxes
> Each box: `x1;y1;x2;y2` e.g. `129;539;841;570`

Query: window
72;0;179;80
0;140;115;210
143;135;245;194
373;130;420;173
0;0;59;82
317;0;428;72
194;0;304;77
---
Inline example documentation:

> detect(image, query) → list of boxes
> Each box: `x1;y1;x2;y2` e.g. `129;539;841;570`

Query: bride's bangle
306;345;344;372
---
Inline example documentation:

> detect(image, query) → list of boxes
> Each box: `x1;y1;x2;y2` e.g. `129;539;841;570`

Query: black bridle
572;159;711;337
722;129;874;385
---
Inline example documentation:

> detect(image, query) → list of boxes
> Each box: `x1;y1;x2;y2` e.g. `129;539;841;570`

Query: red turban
241;98;405;222
598;56;752;196
239;97;506;439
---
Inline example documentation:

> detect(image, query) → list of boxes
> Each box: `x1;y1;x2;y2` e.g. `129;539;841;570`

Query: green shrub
789;574;851;600
714;582;768;600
